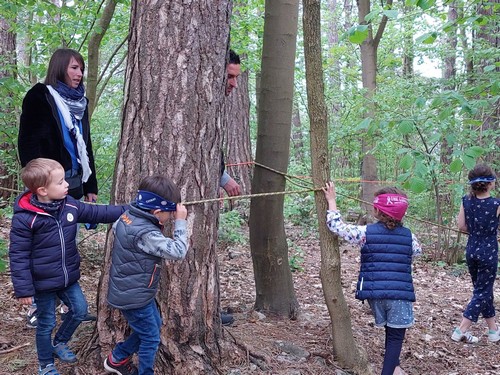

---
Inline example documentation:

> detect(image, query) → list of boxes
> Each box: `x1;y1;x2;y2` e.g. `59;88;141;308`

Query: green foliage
0;238;7;273
218;210;247;245
284;194;316;226
287;239;305;272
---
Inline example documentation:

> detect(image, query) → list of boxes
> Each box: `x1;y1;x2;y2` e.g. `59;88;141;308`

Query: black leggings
381;326;406;375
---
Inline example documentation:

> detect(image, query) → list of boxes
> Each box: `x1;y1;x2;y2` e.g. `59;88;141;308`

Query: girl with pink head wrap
323;182;421;375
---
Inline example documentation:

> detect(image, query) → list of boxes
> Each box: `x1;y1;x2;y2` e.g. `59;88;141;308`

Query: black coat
18;83;98;197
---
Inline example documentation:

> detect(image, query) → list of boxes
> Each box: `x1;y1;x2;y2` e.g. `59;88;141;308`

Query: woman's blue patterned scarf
54;80;87;121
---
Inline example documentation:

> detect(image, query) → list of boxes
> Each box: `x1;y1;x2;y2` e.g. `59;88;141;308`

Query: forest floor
0;214;499;375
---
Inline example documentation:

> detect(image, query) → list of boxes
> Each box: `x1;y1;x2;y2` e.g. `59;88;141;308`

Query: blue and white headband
468;175;496;185
135;190;177;212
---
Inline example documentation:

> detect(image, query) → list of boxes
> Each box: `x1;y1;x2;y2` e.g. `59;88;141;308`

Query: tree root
224;327;272;371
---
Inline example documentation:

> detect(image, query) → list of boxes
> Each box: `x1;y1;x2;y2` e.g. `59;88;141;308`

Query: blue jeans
112;300;162;375
35;282;88;367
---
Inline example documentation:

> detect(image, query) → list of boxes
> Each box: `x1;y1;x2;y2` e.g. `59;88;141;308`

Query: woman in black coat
18;48;98;202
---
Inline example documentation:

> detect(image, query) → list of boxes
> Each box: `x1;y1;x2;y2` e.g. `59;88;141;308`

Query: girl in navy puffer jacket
323;182;422;375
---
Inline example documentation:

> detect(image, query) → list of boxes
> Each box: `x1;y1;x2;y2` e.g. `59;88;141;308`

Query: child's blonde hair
21;158;64;193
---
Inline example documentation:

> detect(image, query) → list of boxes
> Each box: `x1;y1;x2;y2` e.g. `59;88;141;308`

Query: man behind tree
219;50;242;197
219;49;242;326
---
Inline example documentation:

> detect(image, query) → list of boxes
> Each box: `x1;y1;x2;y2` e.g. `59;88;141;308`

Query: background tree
80;1;233;373
355;0;393;219
0;9;17;201
303;0;372;373
249;0;300;317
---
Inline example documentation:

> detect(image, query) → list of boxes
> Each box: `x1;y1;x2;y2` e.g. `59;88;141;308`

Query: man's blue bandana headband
468;176;496;185
135;190;177;212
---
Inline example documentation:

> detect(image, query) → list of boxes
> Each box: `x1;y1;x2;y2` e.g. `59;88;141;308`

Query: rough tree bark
224;69;252;195
249;0;300;317
79;1;232;373
302;0;372;373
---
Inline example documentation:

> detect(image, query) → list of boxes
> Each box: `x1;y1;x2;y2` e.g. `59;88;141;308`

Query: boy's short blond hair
21;158;64;193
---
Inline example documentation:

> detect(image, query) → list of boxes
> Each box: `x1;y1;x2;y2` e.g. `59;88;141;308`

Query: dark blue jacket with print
356;222;415;302
9;191;126;298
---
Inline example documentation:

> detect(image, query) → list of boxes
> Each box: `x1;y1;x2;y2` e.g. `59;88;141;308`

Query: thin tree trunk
86;0;118;119
356;0;392;220
249;0;299;318
80;1;232;373
0;14;18;200
303;0;372;373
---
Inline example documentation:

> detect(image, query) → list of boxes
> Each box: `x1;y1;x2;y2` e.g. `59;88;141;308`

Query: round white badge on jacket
67;213;74;222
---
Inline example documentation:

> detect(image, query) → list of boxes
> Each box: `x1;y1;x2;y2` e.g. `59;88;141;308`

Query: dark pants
381;326;406;375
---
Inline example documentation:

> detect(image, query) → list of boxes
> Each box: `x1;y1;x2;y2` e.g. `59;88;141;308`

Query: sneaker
52;342;77;363
27;305;38;329
38;363;60;375
451;327;478;343
104;353;138;375
488;327;500;342
221;312;234;326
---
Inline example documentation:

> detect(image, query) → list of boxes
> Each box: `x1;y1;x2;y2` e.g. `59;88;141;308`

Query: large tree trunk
80;1;232;373
249;0;299;318
0;14;18;201
302;0;372;373
224;69;252;196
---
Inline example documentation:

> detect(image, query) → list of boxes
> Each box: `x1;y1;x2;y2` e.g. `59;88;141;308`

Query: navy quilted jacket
356;222;415;302
9;191;126;298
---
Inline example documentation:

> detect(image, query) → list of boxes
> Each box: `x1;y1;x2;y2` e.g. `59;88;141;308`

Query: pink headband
373;194;408;221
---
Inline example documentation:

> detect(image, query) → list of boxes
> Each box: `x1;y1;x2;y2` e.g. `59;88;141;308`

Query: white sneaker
488;327;500;343
451;328;478;343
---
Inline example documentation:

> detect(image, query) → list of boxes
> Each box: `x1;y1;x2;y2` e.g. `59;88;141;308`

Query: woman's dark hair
44;48;85;86
373;186;407;230
468;163;496;195
138;175;181;203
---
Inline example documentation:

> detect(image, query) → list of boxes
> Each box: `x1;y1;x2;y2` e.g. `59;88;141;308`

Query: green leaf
348;25;369;44
484;65;496;72
399;153;414;170
464;146;484;158
414;97;426;108
416;32;438;44
463;155;476;169
398;120;414;135
383;10;398;19
408;176;426;193
355;117;372;131
449;159;463;173
416;0;435;10
438;107;453;121
364;10;379;22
